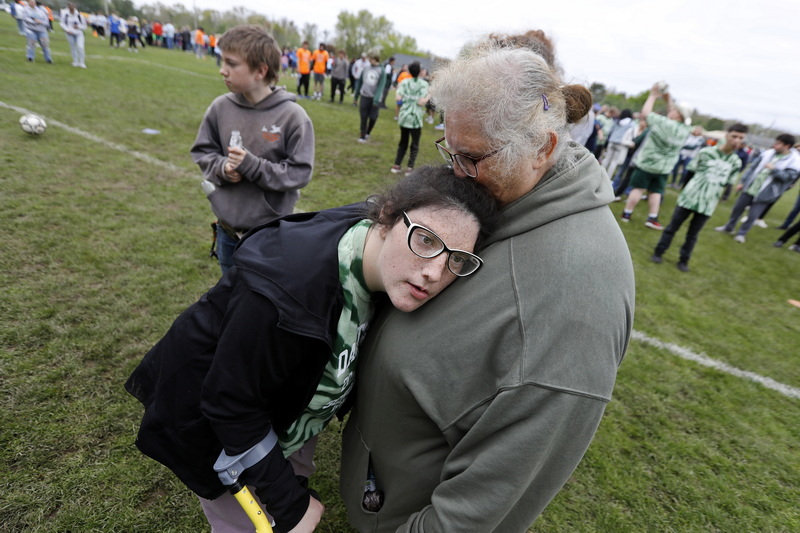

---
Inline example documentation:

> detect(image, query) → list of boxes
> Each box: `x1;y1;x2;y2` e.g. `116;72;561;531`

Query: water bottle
229;130;243;149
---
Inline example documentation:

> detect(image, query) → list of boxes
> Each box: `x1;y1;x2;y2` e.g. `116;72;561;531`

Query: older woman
341;32;636;532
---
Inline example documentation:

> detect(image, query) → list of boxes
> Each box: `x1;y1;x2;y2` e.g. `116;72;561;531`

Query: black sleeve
200;281;322;530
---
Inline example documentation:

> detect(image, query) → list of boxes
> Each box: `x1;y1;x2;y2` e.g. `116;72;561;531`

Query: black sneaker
676;261;689;272
773;240;785;248
645;218;664;230
650;254;662;264
620;212;631;223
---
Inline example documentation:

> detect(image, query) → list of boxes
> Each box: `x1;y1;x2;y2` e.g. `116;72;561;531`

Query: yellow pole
230;482;273;533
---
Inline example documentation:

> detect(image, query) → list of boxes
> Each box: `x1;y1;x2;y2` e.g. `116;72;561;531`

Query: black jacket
125;203;367;530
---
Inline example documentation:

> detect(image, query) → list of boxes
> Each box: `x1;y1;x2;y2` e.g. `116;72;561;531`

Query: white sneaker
754;219;768;228
734;235;746;243
434;124;445;130
425;116;434;124
714;226;732;234
740;216;748;223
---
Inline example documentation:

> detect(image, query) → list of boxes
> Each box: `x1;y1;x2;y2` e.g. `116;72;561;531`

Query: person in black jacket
125;166;498;533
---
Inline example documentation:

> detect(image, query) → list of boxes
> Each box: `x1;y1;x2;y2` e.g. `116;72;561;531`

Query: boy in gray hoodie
191;25;314;273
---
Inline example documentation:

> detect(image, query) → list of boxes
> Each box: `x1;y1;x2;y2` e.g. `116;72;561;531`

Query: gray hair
430;44;576;177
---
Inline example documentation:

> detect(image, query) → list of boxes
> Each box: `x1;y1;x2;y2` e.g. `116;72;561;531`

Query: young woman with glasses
125;165;499;533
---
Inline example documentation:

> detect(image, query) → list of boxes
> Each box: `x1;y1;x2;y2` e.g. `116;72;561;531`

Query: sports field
1;15;798;532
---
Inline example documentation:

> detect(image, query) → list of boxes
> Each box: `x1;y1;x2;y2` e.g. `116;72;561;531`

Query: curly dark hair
365;165;500;251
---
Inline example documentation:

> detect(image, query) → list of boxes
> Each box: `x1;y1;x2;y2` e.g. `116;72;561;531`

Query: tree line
67;1;429;60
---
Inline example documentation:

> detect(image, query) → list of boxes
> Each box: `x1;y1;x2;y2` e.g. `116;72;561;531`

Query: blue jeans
216;228;238;275
165;36;174;49
26;29;52;62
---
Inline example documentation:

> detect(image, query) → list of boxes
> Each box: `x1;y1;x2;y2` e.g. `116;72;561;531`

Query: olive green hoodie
340;142;635;532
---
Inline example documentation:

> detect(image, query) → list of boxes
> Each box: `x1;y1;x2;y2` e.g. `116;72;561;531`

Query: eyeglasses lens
448;253;481;276
409;227;444;258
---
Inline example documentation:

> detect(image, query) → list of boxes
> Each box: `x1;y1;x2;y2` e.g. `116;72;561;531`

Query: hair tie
541;93;549;111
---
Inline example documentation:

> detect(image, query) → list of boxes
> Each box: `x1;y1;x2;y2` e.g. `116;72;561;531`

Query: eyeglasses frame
402;211;483;277
434;136;502;179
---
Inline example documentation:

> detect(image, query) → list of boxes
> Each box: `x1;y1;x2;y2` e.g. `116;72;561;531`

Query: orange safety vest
296;48;311;75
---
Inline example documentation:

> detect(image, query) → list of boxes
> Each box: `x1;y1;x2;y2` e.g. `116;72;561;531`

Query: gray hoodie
191;87;314;230
341;142;635;532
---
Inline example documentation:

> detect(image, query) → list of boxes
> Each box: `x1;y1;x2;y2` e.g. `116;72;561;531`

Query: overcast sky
172;0;800;134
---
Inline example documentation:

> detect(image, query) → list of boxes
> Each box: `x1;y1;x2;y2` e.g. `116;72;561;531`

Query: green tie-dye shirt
634;112;692;175
278;220;374;456
678;145;742;216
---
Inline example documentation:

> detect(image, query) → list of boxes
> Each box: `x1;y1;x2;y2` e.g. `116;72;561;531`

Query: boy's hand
223;165;242;182
224;146;246;182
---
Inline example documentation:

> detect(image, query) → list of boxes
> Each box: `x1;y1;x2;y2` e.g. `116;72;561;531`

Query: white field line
0;100;198;180
632;330;800;399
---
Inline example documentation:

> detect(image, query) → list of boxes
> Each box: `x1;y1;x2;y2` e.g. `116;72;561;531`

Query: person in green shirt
715;133;800;243
391;61;430;175
651;123;748;272
621;82;693;229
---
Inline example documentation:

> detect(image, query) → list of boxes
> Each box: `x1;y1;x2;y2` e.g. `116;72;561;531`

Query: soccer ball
19;114;47;135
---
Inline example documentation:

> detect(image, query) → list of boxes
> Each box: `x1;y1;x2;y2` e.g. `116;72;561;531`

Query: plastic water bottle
229;130;243;149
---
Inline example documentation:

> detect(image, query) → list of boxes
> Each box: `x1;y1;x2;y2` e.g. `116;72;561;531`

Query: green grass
1;16;799;532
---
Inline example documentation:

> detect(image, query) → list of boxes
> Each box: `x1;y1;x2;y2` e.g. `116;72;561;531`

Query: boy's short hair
776;133;795;147
728;123;748;134
408;61;421;78
218;25;281;86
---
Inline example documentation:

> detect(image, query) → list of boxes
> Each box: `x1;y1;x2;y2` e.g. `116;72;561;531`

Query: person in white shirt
162;21;175;49
60;2;87;68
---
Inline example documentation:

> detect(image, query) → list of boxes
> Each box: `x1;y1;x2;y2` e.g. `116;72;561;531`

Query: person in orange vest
310;43;329;101
295;40;311;99
194;26;205;59
209;33;219;64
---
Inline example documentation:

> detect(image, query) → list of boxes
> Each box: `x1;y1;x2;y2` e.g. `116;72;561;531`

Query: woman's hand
286;497;324;533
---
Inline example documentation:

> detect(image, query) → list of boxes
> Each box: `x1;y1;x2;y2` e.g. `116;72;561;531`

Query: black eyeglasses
403;212;483;277
435;137;501;179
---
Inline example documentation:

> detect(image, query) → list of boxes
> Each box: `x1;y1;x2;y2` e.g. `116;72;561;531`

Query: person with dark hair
715;133;800;243
125;166;499;533
601;108;636;180
295;41;311;99
355;52;386;143
310;42;328;100
651;123;748;272
390;61;429;175
340;30;634;532
191;25;314;274
59;2;86;68
329;49;349;104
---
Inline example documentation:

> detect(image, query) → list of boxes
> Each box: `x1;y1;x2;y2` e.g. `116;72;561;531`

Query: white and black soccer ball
19;114;47;135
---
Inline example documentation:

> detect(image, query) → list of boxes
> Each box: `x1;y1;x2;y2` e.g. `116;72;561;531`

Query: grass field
1;15;799;532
